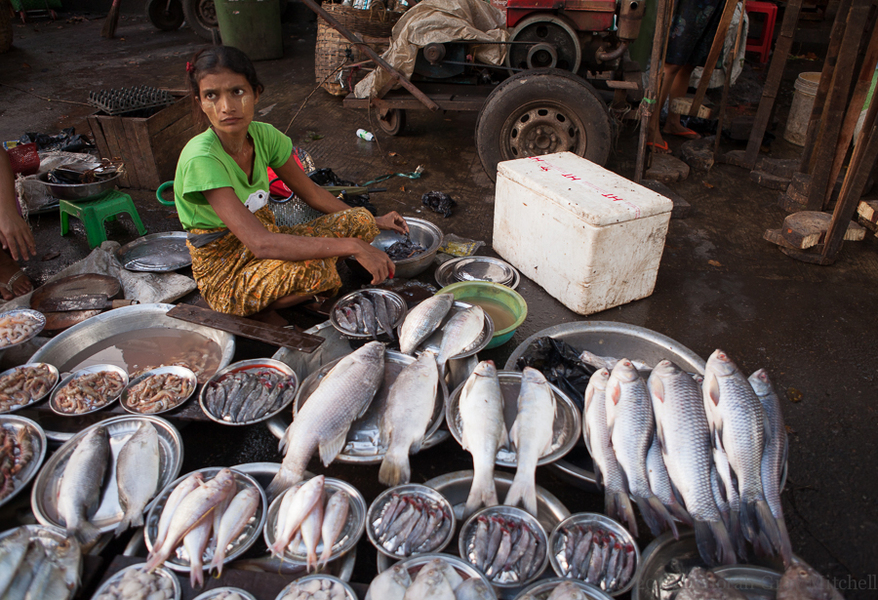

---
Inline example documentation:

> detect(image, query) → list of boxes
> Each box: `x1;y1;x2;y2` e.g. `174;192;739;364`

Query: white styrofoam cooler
493;152;674;316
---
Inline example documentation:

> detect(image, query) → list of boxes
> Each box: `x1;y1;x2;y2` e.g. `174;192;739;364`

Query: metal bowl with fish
548;513;640;597
49;364;129;416
275;574;358;600
366;484;456;559
329;288;406;340
0;524;82;600
367;217;443;279
121;365;197;415
446;370;581;469
512;577;613;600
459;505;550;589
401;300;495;360
0;308;46;349
199;359;299;426
194;587;258;600
263;475;366;567
0;362;59;414
144;466;268;574
0;415;47;510
91;563;181;600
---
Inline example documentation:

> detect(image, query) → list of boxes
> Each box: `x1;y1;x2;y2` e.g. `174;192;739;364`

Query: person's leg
0;249;31;301
649;63;684;153
663;64;700;137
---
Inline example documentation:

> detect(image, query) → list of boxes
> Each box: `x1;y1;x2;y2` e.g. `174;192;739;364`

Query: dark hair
186;46;265;127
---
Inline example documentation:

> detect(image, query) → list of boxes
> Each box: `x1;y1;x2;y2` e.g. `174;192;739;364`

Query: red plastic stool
745;0;778;64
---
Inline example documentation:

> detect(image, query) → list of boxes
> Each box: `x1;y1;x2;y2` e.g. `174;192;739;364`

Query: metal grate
88;85;176;117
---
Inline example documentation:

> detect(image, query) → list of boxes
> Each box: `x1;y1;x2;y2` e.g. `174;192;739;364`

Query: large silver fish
210;487;260;575
505;367;555;516
436;306;484;370
399;293;454;355
114;423;161;537
269;342;385;495
319;491;350;568
379;350;439;486
606;359;677;538
57;426;110;546
749;368;793;567
271;475;325;557
582;368;638;537
155;472;204;551
459;361;508;518
0;528;31;597
703;350;780;551
648;360;735;565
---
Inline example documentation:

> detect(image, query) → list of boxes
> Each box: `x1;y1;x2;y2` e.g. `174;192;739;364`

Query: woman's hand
352;239;395;284
375;212;408;235
0;208;35;262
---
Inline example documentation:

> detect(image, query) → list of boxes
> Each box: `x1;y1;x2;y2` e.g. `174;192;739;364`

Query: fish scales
57;427;110;546
114;423;161;537
399;293;454;355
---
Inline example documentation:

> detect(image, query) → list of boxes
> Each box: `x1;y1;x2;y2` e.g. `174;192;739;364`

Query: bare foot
0;251;32;301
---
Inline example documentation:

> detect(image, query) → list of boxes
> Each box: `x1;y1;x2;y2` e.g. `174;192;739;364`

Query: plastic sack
421;191;456;217
514;336;596;409
438;234;484;257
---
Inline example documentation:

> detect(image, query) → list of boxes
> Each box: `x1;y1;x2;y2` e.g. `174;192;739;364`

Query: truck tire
475;69;612;181
0;0;13;54
183;0;219;41
147;0;185;31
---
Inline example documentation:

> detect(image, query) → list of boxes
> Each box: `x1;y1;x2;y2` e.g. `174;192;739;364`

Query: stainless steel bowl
49;363;129;416
199;358;298;426
435;257;521;290
0;362;59;414
0;308;46;350
0;415;47;509
91;563;181;600
275;574;358;600
395;553;498;597
371;217;443;279
512;577;613;600
366;484;456;559
329;288;407;339
35;171;123;201
121;365;197;415
194;587;257;600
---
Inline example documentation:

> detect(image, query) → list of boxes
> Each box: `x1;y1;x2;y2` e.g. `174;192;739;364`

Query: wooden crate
88;96;199;190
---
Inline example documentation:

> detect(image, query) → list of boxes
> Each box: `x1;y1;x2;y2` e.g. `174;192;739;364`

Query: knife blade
38;294;139;313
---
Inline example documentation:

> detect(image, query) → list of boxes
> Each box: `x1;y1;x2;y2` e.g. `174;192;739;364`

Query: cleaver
37;294;139;313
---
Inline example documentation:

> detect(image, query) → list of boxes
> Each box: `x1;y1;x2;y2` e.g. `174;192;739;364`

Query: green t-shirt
174;121;293;230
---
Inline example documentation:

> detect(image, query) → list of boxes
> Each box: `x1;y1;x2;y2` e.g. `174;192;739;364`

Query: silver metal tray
0;524;81;599
121;365;197;415
329;288;407;340
435;256;520;290
366;483;456;559
711;565;782;599
49;363;129;416
0;415;47;509
31;415;184;535
144;466;268;573
91;563;181;600
271;350;448;464
512;577;613;600
276;574;358;600
0;308;46;349
447;370;581;469
0;363;59;414
116;231;192;272
263;476;366;566
548;513;639;597
397;553;498;597
36;170;123;201
194;586;256;600
403;300;495;360
199;358;298;426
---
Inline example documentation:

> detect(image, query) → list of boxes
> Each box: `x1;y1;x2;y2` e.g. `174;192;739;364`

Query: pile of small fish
208;590;250;600
53;370;126;414
465;512;545;584
371;492;452;556
553;525;636;593
517;581;595;600
93;565;176;600
582;349;792;568
125;372;195;414
202;368;297;423
280;577;350;600
0;424;34;500
269;475;351;572
0;364;56;412
365;559;494;600
399;293;485;372
0;527;81;599
57;423;161;544
0;313;39;347
385;239;427;260
146;468;261;588
334;292;399;338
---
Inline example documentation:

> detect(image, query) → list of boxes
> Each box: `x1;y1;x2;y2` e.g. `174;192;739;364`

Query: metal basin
370;217;443;279
35;171;124;201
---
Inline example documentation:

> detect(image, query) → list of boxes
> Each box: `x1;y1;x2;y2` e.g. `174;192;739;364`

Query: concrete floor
1;6;876;598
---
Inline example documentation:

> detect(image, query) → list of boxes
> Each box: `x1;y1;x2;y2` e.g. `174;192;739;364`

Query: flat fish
776;560;845;600
365;563;412;600
403;559;455;600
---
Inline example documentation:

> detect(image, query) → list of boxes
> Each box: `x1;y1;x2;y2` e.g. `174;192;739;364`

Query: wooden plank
688;0;740;117
714;9;746;165
858;199;878;222
95;115;136;188
146;96;191;136
122;117;159;190
166;304;324;353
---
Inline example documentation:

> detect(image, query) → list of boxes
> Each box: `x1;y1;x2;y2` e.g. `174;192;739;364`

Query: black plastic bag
309;168;377;215
20;127;93;153
421;191;456;218
515;336;595;409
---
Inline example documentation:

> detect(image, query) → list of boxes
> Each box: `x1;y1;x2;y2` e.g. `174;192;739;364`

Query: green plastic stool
59;190;148;249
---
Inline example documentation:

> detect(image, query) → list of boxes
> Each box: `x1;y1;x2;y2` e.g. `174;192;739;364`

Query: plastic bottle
356;129;375;142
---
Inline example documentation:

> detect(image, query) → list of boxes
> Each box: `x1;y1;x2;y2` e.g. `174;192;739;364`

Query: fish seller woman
174;46;408;317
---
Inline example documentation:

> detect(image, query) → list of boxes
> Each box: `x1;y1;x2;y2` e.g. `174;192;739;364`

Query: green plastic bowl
438;281;528;349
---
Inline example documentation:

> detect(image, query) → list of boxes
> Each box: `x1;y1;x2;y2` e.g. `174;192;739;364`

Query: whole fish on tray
0;424;34;501
777;559;845;600
114;423;161;537
203;368;297;424
466;513;544;584
399;293;454;355
371;493;452;556
436;306;484;372
335;293;399;338
0;528;80;600
57;426;110;545
554;524;637;593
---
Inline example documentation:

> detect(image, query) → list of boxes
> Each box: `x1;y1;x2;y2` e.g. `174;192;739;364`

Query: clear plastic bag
438;234;485;257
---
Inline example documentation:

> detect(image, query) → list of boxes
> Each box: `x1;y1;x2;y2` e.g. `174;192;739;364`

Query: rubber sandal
664;127;701;139
0;270;27;295
646;141;671;153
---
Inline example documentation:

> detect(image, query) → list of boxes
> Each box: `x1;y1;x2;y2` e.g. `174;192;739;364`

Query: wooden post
713;2;746;164
635;0;673;183
687;0;738;117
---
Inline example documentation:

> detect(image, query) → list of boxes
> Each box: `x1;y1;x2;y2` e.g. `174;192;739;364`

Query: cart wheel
146;0;184;31
183;0;219;41
475;68;612;181
378;109;406;136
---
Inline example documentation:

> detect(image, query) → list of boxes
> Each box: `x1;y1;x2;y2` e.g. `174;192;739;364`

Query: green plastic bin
214;0;283;61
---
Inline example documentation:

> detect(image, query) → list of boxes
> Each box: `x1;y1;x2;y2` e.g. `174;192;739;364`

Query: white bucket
784;72;820;146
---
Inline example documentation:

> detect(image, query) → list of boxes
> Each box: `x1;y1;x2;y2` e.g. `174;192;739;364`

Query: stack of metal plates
435;256;520;289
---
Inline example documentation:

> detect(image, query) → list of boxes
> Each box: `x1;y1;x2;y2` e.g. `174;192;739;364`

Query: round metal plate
31;415;184;536
447;370;581;469
395;553;498;598
144;467;268;573
263;476;366;566
0;524;82;598
0;362;59;414
403;300;495;361
0;308;46;349
121;365;197;415
329;288;407;339
49;364;129;416
436;257;520;290
710;565;782;600
366;483;456;559
275;574;358;600
513;577;613;600
199;359;299;426
0;415;47;509
91;563;181;600
194;586;257;600
116;231;192;273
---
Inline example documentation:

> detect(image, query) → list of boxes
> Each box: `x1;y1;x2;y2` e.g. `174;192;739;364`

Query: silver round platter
0;524;82;599
199;358;299;426
0;414;47;510
144;466;268;573
402;300;495;360
48;363;129;416
193;586;257;600
121;365;198;415
90;563;181;600
275;574;358;600
435;256;520;290
446;370;581;468
31;415;184;535
366;483;456;560
116;231;192;272
512;577;613;600
0;307;46;350
395;553;497;597
329;288;407;340
0;362;59;414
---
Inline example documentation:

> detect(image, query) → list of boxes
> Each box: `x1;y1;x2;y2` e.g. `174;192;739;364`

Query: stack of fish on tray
553;524;636;593
146;468;261;588
125;372;195;414
580;349;792;568
365;559;495;600
334;292;399;339
56;423;161;545
0;364;56;412
0;312;39;348
371;491;452;556
93;565;176;600
456;362;556;518
202;368;297;424
54;370;126;414
0;423;35;500
269;474;351;572
465;512;544;585
0;527;81;600
280;577;350;600
399;293;485;373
